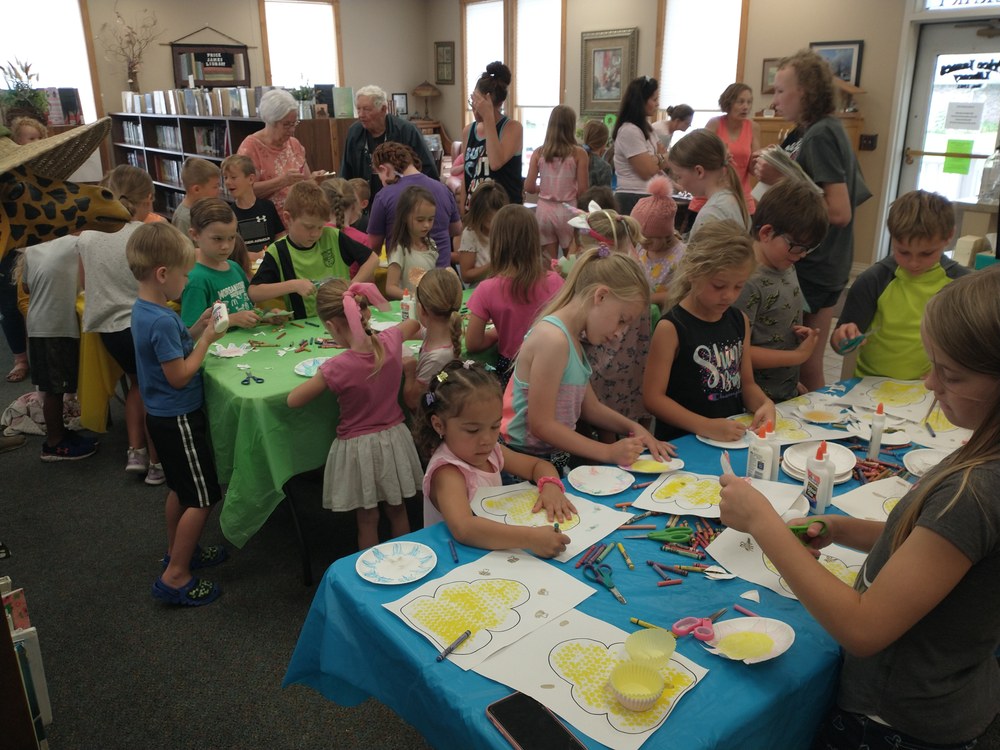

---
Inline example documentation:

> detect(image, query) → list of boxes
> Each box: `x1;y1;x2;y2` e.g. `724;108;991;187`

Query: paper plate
696;433;750;450
566;465;635;496
703;617;795;664
369;319;399;332
903;448;951;478
781;462;853;485
620;455;685;474
782;441;856;475
795;405;847;424
355;541;437;585
210;343;250;358
293;357;331;378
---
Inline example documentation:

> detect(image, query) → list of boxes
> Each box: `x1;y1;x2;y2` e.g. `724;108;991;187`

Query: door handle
904;147;991;165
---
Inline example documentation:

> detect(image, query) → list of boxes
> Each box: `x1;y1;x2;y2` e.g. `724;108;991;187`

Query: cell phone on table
486;691;586;750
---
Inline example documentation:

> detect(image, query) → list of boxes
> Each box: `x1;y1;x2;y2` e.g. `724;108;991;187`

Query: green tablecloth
207;292;495;548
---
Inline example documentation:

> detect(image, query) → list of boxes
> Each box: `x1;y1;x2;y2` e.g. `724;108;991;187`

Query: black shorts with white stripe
145;408;222;509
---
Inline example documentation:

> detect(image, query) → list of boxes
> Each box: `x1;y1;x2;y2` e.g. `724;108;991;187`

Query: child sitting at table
414;360;573;558
830;190;968;380
457;179;508;286
128;223;229;606
384;186;440;300
180;199;261;329
501;247;673;474
287;280;422;550
643;221;775;442
465;205;564;388
734;180;828;403
249;181;378;319
403;268;463;409
719;266;1000;748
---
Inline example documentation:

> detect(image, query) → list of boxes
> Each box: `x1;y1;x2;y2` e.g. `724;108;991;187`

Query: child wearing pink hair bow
288;280;423;549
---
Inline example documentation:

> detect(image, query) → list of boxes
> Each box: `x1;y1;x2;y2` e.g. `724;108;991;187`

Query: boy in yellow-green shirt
831;190;969;379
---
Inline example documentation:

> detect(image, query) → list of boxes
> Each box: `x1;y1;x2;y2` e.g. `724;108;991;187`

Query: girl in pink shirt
465;205;563;387
287;280;422;550
414;360;574;558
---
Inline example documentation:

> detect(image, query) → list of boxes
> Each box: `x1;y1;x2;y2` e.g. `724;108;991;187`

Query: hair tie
462;360;476;369
600;210;619;248
436;371;449;383
597;245;612;258
341;282;390;348
424;392;436;407
483;363;496;372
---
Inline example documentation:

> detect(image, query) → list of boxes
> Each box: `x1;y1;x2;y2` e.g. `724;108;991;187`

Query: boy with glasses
831;190;968;380
735;180;829;401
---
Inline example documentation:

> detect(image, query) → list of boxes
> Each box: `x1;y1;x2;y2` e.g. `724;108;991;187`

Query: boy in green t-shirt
831;190;969;380
248;181;378;319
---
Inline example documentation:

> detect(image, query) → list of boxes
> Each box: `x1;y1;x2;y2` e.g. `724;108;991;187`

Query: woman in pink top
688;83;760;218
465;205;563;387
237;89;327;225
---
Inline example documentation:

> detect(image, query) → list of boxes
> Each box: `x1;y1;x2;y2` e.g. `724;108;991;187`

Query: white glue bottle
211;301;230;334
400;289;411;320
866;402;885;460
746;421;778;481
804;441;834;515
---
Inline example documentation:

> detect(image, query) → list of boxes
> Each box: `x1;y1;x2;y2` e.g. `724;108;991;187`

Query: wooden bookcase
754;113;865;153
109;113;358;215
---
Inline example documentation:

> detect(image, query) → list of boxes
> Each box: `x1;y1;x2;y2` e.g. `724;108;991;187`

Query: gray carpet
0;347;432;749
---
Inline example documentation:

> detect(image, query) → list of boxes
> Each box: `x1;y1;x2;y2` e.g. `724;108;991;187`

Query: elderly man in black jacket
340;85;439;212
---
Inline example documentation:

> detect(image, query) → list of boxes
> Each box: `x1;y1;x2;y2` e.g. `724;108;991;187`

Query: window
263;1;340;89
1;0;97;124
463;0;504;117
658;0;746;130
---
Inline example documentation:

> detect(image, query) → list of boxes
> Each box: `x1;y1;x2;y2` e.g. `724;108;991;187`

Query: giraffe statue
0;118;130;260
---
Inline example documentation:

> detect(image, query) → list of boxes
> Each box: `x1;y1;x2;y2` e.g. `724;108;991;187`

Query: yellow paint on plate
716;632;775;660
632;459;670;472
802;409;838;423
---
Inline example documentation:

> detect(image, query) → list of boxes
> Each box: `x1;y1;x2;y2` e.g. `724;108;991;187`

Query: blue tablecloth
283;427;868;749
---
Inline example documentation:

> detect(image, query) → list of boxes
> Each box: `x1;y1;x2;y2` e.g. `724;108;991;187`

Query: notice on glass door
945;102;984;130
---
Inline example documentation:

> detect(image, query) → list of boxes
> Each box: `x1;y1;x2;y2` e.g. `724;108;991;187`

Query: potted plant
1;58;48;126
292;84;314;120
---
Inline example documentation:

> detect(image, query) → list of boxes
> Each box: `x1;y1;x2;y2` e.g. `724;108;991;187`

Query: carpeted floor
0;348;432;749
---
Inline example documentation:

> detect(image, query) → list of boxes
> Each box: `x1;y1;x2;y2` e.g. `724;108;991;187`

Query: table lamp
412;81;441;120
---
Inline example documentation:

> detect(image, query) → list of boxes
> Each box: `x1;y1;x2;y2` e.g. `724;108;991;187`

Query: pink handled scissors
671;608;727;641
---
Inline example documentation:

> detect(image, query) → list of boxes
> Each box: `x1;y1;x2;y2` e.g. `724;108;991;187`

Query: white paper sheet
383;551;594;670
631;472;801;518
474;608;708;750
834;377;933;423
471;482;633;563
706;528;868;600
832;476;913;522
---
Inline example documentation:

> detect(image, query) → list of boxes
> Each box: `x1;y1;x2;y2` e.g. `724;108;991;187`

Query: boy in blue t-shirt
128;223;229;607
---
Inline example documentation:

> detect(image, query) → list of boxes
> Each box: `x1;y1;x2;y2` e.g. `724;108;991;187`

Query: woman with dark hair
612;76;667;215
463;61;523;209
755;50;870;391
652;103;694;150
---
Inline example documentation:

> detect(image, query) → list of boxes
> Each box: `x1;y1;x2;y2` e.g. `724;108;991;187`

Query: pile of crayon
645;559;714;588
850;455;905;484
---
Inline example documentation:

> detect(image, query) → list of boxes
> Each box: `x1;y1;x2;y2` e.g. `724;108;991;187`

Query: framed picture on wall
171;43;250;89
580;28;639;116
809;40;864;87
392;93;408;116
761;58;781;95
435;42;455;85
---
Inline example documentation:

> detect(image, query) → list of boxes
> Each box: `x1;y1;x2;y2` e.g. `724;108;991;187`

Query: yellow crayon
629;617;665;630
617;542;635;570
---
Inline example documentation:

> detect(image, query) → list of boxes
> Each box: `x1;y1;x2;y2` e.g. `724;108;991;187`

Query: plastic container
746;421;779;481
866;402;885;460
803;441;834;515
211;301;229;334
979;147;1000;205
400;289;411;320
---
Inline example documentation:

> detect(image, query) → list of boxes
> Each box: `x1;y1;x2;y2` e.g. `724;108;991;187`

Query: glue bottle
400;289;411;320
746;421;778;481
804;441;834;515
866;402;885;460
211;301;230;334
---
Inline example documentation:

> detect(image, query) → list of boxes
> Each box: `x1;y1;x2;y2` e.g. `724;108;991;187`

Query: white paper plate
903;448;951;478
781;462;853;485
355;541;437;585
795;405;848;424
619;455;685;474
782;441;856;474
696;433;750;450
703;617;795;664
566;465;635;496
210;343;250;358
293;357;331;377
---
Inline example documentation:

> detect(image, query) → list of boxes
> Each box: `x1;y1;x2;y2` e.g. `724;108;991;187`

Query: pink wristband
537;476;565;493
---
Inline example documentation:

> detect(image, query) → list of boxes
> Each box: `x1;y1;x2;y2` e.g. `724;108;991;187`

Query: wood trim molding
332;0;344;85
736;0;750;82
654;0;666;83
78;1;104;118
559;0;567;101
257;0;272;85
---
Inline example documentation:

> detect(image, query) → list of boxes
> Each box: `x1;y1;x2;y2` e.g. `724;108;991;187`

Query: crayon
304;320;320;327
619;523;656;530
648;563;671;581
614;501;634;508
448;540;458;563
660;546;705;560
632;480;653;489
617;542;635;570
290;321;305;328
575;545;599;568
436;629;472;662
595;544;615;563
733;604;760;617
629;617;666;630
657;579;683;587
276;332;287;340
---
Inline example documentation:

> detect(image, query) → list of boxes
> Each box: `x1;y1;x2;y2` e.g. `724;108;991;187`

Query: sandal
6;361;28;383
151;576;221;607
161;544;229;570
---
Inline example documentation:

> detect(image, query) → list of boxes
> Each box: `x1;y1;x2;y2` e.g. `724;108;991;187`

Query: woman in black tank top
463;61;524;208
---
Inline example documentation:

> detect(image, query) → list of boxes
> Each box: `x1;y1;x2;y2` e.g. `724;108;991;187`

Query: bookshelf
109;114;358;215
753;113;865;153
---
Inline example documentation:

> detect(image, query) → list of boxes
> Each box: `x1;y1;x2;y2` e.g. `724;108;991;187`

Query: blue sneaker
161;544;229;570
41;435;98;462
151;576;221;607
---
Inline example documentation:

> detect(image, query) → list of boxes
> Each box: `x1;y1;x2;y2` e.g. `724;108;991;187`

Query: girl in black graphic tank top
463;61;523;208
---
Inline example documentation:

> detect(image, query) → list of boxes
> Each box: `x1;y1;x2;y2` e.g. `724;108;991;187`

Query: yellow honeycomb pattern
402;578;529;651
882;497;900;516
764;553;859;594
866;380;927;407
653;473;720;509
548;639;695;733
482;489;581;530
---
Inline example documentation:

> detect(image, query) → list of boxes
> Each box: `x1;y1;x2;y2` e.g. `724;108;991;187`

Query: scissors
837;327;879;354
642;527;694;544
241;369;265;385
671;608;727;641
582;562;627;605
788;519;827;542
